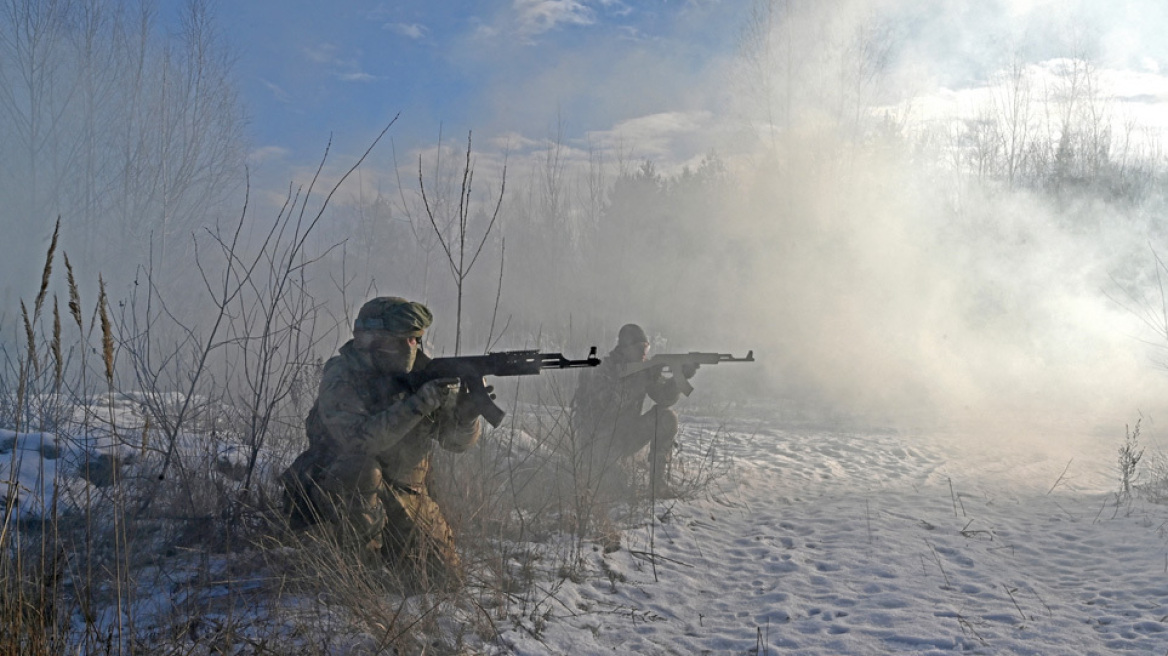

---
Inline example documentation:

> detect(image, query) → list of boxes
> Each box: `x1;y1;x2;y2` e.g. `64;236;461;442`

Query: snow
4;404;1168;654
0;428;104;519
484;417;1168;655
0;393;272;520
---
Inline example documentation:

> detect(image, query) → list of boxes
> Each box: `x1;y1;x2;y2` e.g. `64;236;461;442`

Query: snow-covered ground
490;416;1168;655
4;405;1167;655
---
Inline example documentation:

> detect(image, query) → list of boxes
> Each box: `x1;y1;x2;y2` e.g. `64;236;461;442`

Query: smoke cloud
8;0;1168;449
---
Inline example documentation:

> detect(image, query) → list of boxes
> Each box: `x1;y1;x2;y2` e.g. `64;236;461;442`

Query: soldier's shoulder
578;359;622;388
578;361;612;379
320;347;367;387
598;355;628;375
320;352;350;378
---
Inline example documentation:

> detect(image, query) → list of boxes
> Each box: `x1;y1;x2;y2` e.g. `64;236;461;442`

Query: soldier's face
361;332;420;372
620;341;650;362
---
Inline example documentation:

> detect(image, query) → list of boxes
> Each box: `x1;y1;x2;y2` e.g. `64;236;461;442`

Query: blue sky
149;0;1168;198
176;0;751;169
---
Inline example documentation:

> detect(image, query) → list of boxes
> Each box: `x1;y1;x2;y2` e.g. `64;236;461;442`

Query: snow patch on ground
3;403;1167;654
487;420;1168;655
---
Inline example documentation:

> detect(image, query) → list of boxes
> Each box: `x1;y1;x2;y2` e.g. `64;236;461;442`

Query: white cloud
302;43;339;65
514;0;595;36
488;131;541;151
890;59;1168;159
1107;68;1168;100
467;15;500;40
597;0;631;17
584;110;718;169
247;146;290;165
302;42;376;83
261;79;292;104
603;111;711;142
385;22;428;39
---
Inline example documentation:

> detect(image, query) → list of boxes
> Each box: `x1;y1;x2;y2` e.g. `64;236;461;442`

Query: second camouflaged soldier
280;297;481;590
571;323;696;497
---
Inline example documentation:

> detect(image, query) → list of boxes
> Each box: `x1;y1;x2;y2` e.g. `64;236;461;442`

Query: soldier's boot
649;472;680;499
280;450;328;530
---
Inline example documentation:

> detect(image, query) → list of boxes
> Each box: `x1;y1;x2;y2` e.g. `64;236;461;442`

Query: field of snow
4;405;1168;655
491;415;1168;655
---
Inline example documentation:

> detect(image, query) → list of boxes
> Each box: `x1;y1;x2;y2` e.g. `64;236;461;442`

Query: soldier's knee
318;454;383;495
651;406;679;439
316;487;388;541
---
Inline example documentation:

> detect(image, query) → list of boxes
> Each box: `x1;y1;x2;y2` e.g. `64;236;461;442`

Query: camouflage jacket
571;349;682;436
304;341;480;486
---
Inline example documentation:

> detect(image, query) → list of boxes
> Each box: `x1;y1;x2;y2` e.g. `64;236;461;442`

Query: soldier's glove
454;378;495;421
411;378;461;415
681;363;700;379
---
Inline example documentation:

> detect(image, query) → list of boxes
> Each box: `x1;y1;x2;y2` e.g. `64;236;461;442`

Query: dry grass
97;277;113;387
0;213;498;654
425;377;736;637
0;213;742;653
0;542;68;656
1;226;69;655
0;374;729;655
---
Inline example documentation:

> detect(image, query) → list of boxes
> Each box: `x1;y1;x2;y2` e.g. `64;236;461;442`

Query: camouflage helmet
617;323;649;346
354;297;433;336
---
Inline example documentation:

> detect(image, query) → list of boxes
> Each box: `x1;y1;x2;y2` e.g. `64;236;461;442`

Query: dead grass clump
252;516;492;655
0;538;69;656
424;380;737;639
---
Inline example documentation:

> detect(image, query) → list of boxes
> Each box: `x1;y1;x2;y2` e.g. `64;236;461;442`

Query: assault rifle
400;348;601;427
620;350;755;395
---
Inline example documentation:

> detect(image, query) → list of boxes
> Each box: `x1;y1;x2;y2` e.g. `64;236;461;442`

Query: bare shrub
1118;419;1144;501
425;365;738;635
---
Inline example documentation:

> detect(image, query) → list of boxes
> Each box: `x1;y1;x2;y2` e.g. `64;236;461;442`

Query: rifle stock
620;350;755;396
400;347;600;427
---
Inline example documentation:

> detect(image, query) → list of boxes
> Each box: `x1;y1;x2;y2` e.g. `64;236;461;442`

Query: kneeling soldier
281;297;481;590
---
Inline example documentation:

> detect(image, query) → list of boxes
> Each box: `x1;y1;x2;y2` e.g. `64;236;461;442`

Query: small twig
954;613;988;645
1047;458;1074;495
865;498;873;543
627;550;693;568
1053;501;1077;521
1002;583;1026;620
485;238;507;353
1093;496;1108;524
958;518;995;540
924;539;952;588
948;477;965;517
1025;583;1053;617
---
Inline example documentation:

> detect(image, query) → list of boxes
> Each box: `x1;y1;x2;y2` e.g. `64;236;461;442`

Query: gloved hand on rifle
411;377;461;414
681;363;700;379
453;377;496;422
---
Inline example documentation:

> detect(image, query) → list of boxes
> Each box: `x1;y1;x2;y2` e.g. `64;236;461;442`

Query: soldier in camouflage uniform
280;297;481;589
572;323;696;497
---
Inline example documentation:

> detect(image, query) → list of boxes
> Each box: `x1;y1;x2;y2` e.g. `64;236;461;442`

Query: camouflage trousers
280;450;461;591
578;404;679;493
